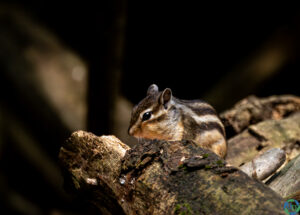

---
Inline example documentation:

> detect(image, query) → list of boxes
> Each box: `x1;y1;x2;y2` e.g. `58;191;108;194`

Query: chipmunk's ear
147;84;159;95
160;88;172;109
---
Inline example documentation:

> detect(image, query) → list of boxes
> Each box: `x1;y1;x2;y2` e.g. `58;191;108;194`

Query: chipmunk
128;84;227;158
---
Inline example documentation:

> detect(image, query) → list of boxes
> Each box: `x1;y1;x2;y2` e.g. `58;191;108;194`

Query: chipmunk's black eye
142;111;152;121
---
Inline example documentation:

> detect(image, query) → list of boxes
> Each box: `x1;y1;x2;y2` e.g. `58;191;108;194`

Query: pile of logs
59;95;300;214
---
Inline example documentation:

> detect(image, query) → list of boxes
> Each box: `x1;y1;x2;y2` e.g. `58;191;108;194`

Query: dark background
0;1;300;214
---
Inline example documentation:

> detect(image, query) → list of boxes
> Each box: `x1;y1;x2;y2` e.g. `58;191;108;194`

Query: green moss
178;164;188;171
174;202;193;215
205;165;212;169
216;160;224;167
203;153;209;158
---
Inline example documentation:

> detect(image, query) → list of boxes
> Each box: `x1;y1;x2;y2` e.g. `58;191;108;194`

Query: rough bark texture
221;95;300;201
225;112;300;167
59;131;285;215
59;131;130;215
220;95;300;136
222;94;300;168
266;154;300;200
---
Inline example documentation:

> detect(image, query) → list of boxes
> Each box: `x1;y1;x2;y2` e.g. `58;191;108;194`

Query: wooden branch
239;148;286;180
59;131;285;215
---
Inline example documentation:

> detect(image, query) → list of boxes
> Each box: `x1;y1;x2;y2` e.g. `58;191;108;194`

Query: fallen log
225;112;300;167
220;95;300;137
221;96;300;201
59;131;285;215
266;154;300;201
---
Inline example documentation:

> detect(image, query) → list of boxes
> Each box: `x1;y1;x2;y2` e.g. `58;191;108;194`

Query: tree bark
220;95;300;137
59;131;285;215
239;148;286;180
266;154;300;200
225;112;300;167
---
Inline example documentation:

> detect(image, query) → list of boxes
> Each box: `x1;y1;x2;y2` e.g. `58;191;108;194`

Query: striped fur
128;85;227;158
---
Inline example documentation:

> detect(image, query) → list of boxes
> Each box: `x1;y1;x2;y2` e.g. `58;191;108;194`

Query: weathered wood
221;96;300;200
59;131;129;215
220;95;300;137
59;131;285;215
59;95;300;214
239;148;286;180
226;112;300;167
266;154;300;200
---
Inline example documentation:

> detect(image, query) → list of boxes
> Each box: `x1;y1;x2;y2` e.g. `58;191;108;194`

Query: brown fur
128;84;227;158
194;130;226;158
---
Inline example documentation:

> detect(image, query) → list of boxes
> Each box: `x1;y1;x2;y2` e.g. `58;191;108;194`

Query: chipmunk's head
128;84;175;140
